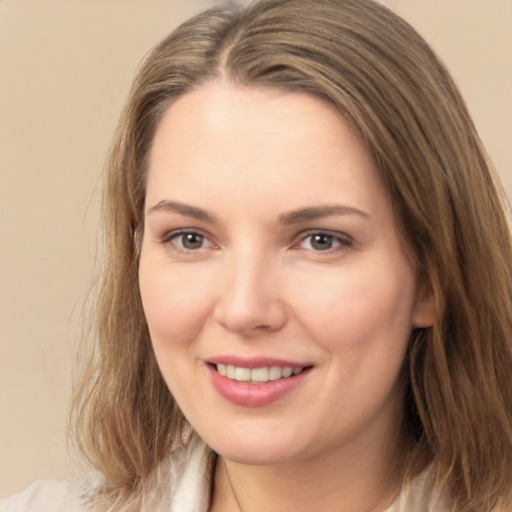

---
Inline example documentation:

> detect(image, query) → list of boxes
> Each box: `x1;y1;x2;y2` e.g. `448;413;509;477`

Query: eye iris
311;234;333;250
182;233;203;249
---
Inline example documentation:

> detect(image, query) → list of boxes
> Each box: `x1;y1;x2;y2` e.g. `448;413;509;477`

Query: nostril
214;293;288;335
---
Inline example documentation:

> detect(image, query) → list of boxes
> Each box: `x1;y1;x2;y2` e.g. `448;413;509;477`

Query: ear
412;281;438;328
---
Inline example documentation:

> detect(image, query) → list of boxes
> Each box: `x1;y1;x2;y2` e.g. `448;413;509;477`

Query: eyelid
161;228;217;252
161;228;203;243
292;229;354;251
158;227;353;254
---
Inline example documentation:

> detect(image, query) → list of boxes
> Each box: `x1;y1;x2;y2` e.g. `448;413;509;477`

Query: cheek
291;260;417;353
138;262;214;352
138;262;217;411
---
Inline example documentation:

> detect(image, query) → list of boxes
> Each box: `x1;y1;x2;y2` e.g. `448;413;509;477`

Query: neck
210;429;410;512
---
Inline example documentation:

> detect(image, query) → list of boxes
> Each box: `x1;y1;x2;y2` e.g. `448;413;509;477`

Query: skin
139;81;434;511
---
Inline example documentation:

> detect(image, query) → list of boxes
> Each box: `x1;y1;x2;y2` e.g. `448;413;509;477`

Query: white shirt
1;439;450;512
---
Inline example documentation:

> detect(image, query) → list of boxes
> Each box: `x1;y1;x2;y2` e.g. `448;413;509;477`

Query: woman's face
139;82;432;466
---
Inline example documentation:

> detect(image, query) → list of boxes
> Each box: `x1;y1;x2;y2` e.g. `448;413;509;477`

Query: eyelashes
294;231;353;252
161;229;353;255
162;230;216;252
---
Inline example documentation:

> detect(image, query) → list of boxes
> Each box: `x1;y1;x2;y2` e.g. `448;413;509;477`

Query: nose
214;250;288;336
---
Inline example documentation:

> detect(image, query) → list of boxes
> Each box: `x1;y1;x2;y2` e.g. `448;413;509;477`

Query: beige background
0;0;510;498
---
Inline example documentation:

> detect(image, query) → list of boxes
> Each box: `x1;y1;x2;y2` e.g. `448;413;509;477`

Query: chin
218;443;296;466
198;424;303;465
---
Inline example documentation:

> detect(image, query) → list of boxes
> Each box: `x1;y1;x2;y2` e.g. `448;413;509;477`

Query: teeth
216;364;305;383
227;364;236;379
268;367;282;381
235;367;251;381
281;367;293;378
251;367;269;382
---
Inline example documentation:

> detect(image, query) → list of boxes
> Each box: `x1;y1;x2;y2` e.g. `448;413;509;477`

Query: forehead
147;81;385;207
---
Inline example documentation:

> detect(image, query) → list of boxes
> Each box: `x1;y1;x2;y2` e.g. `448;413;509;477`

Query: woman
2;0;511;510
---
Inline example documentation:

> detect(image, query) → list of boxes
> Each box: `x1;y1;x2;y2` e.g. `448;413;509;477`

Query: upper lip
206;355;313;369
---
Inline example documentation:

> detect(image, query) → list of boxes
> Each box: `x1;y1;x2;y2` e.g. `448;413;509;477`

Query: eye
297;232;351;252
167;231;211;251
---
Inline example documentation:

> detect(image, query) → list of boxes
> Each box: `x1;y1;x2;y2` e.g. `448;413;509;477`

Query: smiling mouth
213;364;311;384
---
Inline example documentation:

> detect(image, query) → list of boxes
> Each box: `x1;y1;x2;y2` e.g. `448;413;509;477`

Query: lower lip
207;365;311;407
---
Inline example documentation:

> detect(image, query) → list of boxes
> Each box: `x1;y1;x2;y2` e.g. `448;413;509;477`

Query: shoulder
386;465;452;512
0;437;213;512
1;478;94;512
167;434;214;511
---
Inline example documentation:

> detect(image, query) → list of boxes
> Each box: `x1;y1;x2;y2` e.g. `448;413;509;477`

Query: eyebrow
278;205;371;224
146;200;217;223
146;200;371;224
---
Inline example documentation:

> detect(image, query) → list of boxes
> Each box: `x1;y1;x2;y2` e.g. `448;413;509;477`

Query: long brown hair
71;0;512;510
